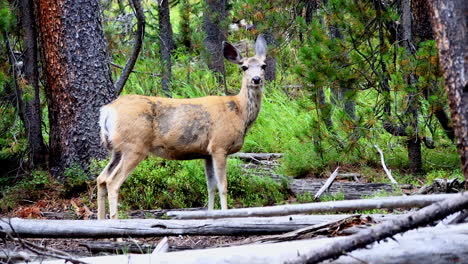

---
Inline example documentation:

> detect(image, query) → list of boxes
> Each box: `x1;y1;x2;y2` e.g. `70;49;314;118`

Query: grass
90;157;289;211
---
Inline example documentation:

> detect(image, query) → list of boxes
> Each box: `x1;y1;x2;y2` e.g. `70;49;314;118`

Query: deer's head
223;35;268;89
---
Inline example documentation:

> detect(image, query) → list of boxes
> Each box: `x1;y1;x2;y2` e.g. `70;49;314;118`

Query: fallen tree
230;152;283;161
293;191;468;263
290;178;395;200
34;223;468;264
167;193;460;219
0;214;398;238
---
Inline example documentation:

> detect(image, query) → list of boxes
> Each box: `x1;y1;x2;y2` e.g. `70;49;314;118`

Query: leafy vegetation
90;157;288;211
0;0;463;213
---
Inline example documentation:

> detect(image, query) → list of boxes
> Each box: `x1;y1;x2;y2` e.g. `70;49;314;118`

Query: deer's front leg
212;152;228;210
204;157;216;210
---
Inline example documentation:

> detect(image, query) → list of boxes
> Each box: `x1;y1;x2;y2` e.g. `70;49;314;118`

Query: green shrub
425;169;463;184
91;156;289;210
62;164;92;198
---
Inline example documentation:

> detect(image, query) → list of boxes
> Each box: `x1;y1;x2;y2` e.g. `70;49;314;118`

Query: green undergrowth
91;157;289;211
0;171;55;212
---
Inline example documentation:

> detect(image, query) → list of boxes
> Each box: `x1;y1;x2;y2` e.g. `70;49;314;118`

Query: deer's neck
237;80;263;132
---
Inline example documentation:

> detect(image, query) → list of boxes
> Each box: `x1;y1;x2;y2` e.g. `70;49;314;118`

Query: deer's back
102;94;246;160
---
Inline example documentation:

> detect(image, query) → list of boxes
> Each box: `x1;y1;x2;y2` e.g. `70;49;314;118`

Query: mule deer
96;35;267;219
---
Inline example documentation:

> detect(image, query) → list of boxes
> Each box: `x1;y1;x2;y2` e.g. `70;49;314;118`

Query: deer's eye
241;66;249;71
261;64;267;70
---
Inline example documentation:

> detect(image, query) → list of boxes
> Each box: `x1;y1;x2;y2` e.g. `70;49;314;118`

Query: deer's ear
255;34;267;60
223;41;243;64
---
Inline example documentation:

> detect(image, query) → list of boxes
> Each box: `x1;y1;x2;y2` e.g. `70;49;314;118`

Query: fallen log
167;193;460;219
290;178;394;200
230;152;283;161
34;223;468;264
0;214;397;238
232;215;365;245
292;192;468;263
414;178;465;195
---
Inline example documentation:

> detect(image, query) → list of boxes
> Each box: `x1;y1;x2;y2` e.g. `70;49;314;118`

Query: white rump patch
99;106;117;142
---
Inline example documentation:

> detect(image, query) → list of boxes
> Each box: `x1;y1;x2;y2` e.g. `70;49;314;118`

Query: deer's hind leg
204;156;217;210
106;150;147;219
97;151;122;219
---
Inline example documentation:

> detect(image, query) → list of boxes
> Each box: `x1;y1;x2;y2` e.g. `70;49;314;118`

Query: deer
96;35;268;219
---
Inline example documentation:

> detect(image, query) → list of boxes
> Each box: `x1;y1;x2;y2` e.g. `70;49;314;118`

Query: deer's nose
252;76;261;84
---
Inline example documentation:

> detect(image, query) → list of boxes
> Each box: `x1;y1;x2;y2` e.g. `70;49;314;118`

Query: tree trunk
412;0;434;42
36;0;116;179
179;0;192;51
328;25;356;120
158;0;174;97
401;0;423;174
428;0;468;187
18;0;48;168
202;0;227;92
263;33;276;82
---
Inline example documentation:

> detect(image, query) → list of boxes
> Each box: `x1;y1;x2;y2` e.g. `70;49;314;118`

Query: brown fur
97;36;268;219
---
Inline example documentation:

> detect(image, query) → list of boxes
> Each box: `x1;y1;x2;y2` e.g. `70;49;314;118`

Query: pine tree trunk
263;33;276;82
413;0;454;141
401;0;423;174
36;0;116;179
158;0;174;97
428;0;468;187
202;0;227;91
328;25;356;120
19;0;48;168
179;0;192;51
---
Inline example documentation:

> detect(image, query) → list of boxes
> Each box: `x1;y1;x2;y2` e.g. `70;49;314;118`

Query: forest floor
0;158;276;258
1;155;461;260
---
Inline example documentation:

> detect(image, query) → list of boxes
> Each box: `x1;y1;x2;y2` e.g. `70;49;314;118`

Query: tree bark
263;33;276;82
412;0;434;41
328;25;356;120
428;0;468;187
36;0;116;179
158;0;174;97
167;193;459;219
19;0;48;168
400;0;423;174
179;0;192;51
202;0;227;91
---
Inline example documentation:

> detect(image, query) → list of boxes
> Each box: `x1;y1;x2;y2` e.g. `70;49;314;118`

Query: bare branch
113;0;146;95
314;167;340;200
374;145;398;184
